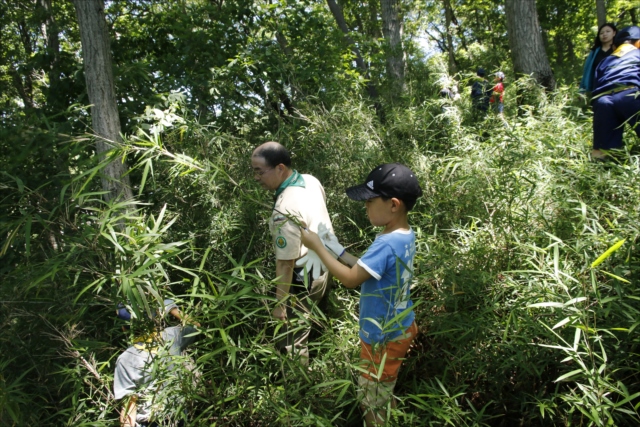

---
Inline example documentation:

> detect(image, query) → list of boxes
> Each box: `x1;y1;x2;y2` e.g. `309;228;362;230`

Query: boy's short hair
476;67;486;77
346;163;422;211
253;142;292;168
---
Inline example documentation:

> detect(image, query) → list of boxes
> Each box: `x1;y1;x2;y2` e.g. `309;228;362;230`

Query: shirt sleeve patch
275;235;287;248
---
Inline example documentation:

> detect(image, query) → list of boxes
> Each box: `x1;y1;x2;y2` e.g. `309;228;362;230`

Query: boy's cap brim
346;163;422;203
346;184;381;201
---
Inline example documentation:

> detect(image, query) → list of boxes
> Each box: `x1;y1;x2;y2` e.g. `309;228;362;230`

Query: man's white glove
295;250;325;280
317;223;345;259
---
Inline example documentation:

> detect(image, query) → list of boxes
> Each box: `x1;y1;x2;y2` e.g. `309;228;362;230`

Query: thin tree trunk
443;0;457;75
596;0;606;27
380;0;405;96
38;0;60;91
326;0;379;101
37;0;62;111
73;0;133;204
368;1;382;39
275;31;301;109
555;35;564;67
9;64;34;109
505;0;555;91
16;20;35;108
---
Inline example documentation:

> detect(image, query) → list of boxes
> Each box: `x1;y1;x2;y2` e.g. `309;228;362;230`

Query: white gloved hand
295;249;325;280
317;223;345;259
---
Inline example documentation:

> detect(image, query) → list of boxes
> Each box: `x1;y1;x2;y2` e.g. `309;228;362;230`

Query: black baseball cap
346;163;423;209
614;26;640;45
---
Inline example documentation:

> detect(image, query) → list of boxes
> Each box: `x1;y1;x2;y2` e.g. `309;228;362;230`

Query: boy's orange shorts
359;321;418;383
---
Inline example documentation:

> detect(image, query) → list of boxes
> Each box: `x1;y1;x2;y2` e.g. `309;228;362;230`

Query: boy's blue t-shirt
357;229;416;344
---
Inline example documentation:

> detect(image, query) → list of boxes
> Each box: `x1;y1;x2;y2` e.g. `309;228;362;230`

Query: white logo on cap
367;180;374;190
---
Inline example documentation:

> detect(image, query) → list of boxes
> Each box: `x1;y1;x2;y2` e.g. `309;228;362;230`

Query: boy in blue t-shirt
300;163;422;426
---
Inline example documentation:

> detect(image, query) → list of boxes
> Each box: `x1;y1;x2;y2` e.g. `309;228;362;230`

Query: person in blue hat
591;25;640;160
114;299;200;427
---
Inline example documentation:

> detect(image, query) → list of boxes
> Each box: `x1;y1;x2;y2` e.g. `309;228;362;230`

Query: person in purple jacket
591;26;640;160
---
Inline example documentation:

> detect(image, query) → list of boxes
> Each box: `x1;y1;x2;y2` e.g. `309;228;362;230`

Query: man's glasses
253;167;273;177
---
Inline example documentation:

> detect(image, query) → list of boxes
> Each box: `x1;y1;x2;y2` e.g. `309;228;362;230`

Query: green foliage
4;73;640;424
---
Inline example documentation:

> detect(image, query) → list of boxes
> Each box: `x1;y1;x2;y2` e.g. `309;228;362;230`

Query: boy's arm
300;228;370;288
338;252;359;268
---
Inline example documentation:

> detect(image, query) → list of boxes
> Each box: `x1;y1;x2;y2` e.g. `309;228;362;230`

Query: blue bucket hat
116;299;178;321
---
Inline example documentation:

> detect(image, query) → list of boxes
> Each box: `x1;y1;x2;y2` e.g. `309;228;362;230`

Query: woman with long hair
579;22;617;93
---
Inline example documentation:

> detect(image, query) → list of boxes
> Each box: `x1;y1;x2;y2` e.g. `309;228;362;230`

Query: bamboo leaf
564;297;587;306
555;369;583;382
138;159;151;196
552;317;571;330
591;239;626;268
600;270;630;284
527;302;564;308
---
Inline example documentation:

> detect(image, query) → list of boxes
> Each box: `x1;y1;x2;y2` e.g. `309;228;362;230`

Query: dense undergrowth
2;78;640;426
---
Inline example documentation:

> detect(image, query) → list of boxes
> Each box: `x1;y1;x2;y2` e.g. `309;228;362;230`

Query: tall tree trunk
443;0;457;75
596;0;606;27
505;0;555;91
380;0;405;97
73;0;133;204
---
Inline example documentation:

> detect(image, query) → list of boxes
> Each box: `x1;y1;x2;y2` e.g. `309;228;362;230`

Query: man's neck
275;168;294;190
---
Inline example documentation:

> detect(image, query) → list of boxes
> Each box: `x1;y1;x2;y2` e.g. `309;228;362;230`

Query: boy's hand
299;222;322;251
